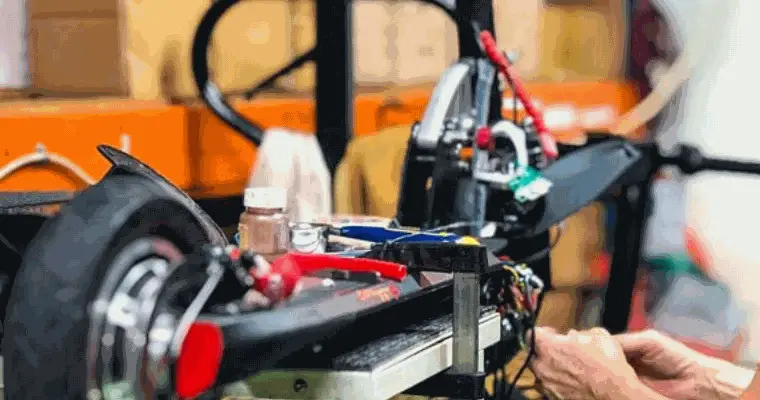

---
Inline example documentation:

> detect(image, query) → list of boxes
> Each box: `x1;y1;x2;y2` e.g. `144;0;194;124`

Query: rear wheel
2;175;209;400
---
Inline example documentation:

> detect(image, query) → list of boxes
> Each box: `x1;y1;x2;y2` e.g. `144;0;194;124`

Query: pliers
250;252;408;303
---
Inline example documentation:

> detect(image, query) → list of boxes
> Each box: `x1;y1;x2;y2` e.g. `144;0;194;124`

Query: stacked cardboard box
122;0;214;99
23;0;627;100
496;0;628;81
393;2;457;85
494;0;543;78
27;0;127;95
353;0;396;85
26;0;293;100
286;0;629;90
538;0;627;81
288;0;458;91
287;0;315;91
210;0;293;94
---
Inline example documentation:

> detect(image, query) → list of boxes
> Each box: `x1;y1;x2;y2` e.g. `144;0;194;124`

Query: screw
505;50;521;64
87;389;102;400
293;378;308;393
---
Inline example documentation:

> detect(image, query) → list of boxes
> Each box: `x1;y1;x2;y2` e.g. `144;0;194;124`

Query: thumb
533;326;560;352
615;330;661;358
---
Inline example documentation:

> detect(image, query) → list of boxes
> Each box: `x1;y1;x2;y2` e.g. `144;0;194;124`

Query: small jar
238;187;290;261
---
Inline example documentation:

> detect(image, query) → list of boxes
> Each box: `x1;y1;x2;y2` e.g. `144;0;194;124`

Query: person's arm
707;361;756;400
612;380;673;400
605;361;752;400
739;366;760;399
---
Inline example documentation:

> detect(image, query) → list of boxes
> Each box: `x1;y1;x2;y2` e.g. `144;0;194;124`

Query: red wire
479;31;558;159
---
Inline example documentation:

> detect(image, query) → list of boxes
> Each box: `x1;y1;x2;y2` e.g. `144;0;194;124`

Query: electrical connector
508;166;553;203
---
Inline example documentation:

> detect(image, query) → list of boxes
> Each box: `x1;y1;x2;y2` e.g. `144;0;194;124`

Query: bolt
293;378;308;393
460;117;475;132
87;389;102;400
627;186;640;201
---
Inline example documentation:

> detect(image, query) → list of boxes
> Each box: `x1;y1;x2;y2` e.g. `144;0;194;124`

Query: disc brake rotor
86;237;185;400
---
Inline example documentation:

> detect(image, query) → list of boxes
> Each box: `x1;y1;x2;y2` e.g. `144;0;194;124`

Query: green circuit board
508;166;553;203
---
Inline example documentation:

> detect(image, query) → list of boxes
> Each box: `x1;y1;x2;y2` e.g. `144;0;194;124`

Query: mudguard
97;145;228;246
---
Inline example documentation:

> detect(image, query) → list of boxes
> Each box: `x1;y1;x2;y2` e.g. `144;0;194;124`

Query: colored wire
479;30;558;160
510;222;565;265
506;290;545;399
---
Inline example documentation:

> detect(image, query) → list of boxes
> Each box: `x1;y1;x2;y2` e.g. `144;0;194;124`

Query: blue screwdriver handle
337;225;459;243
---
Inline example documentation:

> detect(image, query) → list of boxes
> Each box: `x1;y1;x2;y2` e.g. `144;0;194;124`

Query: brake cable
479;30;558;160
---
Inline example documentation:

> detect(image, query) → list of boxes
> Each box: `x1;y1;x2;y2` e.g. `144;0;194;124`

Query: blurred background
1;0;759;384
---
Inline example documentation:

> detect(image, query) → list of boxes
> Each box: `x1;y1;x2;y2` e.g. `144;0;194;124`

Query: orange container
0;81;638;198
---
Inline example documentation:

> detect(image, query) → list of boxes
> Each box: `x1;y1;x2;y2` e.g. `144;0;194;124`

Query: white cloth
668;0;760;363
0;0;28;88
248;128;332;223
642;0;760;363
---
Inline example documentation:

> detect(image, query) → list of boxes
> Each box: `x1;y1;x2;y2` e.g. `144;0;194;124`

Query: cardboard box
537;2;627;80
28;0;119;17
0;89;28;101
493;0;542;77
287;0;397;90
288;0;316;92
26;0;293;100
28;17;127;94
288;0;456;90
354;0;395;85
210;0;293;94
391;2;456;85
27;0;211;98
122;0;212;100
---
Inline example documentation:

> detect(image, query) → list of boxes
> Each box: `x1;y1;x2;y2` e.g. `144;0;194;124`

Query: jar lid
244;187;287;209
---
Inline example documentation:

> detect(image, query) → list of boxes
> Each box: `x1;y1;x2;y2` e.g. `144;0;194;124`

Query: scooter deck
248;308;501;400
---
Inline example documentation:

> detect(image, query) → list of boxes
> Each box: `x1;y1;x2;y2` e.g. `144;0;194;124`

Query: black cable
419;0;457;22
505;290;545;398
0;232;20;256
244;48;316;100
192;0;265;145
510;222;564;264
513;92;518;124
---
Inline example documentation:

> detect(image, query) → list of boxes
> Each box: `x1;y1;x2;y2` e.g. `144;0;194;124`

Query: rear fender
97;145;228;246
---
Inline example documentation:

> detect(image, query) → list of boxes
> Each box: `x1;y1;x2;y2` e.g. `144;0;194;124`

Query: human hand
616;329;751;400
615;330;707;399
739;366;760;400
531;327;644;400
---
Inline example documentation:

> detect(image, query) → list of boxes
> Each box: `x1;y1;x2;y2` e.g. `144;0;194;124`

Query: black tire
2;174;210;400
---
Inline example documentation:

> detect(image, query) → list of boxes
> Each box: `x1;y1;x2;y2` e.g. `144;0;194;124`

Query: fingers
535;327;609;346
533;327;566;358
614;330;662;357
534;327;612;358
532;327;551;353
529;326;556;342
539;326;558;335
588;327;612;337
530;355;551;381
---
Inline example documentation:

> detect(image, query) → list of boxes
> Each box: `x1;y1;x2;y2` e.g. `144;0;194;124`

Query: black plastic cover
0;191;73;212
97;145;228;246
362;242;493;274
530;140;641;235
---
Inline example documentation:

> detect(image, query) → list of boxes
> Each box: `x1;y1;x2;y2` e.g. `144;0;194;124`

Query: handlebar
191;0;458;146
192;0;265;145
